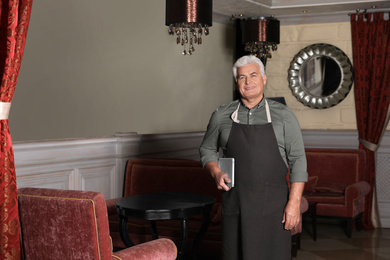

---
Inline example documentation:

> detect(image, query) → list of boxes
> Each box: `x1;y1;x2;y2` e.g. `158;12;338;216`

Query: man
199;55;307;259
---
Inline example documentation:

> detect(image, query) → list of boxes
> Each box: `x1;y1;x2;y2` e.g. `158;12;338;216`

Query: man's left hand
282;201;300;230
282;181;305;230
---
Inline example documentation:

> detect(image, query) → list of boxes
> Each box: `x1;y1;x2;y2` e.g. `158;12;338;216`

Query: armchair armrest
345;181;370;199
300;196;309;214
344;181;370;217
112;238;177;260
106;198;121;216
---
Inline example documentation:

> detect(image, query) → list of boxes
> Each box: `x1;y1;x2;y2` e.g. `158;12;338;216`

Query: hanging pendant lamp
241;17;280;59
165;0;213;55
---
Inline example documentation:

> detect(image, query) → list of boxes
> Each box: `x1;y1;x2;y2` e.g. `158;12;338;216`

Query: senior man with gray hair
199;55;307;259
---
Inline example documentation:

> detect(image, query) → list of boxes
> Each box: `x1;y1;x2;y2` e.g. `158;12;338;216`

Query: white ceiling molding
213;0;390;25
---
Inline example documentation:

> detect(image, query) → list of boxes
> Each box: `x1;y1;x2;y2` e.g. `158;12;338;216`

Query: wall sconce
165;0;213;55
241;17;280;60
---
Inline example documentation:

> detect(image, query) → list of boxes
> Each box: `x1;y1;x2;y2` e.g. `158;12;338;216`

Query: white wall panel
17;170;74;190
78;165;116;199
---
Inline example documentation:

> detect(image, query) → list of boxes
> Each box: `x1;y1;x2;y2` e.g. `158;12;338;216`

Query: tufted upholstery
18;187;177;260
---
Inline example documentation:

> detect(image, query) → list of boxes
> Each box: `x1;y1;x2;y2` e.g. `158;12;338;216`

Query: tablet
218;158;235;188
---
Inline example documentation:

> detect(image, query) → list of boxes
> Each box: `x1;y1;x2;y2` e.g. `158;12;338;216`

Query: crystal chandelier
241;17;280;59
165;0;212;56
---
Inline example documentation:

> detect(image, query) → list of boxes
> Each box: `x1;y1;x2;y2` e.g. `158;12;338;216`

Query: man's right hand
206;161;231;191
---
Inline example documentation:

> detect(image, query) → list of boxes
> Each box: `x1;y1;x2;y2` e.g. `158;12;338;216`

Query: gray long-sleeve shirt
199;97;308;183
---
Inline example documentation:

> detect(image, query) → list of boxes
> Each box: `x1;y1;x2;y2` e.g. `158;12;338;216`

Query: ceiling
212;0;390;25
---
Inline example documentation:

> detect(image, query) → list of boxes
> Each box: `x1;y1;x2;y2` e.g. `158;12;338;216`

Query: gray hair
232;55;265;82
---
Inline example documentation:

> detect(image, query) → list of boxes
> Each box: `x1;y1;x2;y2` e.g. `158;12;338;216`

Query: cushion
304;192;345;204
314;182;346;194
304;176;318;192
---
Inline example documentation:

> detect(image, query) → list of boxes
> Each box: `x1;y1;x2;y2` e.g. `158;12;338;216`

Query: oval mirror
288;43;354;109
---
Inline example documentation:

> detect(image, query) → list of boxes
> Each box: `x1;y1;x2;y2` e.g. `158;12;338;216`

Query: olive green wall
10;0;235;141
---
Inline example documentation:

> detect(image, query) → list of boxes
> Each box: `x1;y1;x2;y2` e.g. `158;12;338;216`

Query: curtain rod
348;8;389;16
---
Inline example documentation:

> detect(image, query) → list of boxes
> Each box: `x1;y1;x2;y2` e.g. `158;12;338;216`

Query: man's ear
233;77;238;88
263;75;267;85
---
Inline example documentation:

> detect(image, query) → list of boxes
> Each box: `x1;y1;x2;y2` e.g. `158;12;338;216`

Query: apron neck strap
231;103;240;123
265;99;271;123
231;99;272;123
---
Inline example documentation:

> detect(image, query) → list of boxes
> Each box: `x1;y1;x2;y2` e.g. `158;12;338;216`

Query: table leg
312;204;317;241
190;207;211;260
149;220;159;240
118;215;135;247
177;217;188;260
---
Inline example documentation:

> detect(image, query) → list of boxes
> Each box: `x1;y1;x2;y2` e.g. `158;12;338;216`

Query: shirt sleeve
283;107;308;183
199;109;221;168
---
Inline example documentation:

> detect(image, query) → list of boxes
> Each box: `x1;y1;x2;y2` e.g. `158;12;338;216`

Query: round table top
116;191;215;220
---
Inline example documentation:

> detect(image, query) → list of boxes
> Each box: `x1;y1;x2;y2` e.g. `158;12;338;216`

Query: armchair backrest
18;188;112;260
305;148;367;189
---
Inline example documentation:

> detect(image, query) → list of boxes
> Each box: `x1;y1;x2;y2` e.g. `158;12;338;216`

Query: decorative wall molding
301;130;359;149
14;132;205;199
14;130;390;227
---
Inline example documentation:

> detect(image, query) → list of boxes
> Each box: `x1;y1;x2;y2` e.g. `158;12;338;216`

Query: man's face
236;63;267;105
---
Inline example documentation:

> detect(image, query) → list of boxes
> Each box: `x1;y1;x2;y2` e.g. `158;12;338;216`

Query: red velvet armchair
18;187;177;260
303;148;371;238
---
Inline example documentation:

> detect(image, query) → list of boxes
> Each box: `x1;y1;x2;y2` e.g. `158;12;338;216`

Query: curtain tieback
359;138;378;152
0;102;11;120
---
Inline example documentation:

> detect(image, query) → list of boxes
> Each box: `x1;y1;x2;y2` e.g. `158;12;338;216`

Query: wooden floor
148;220;390;260
294;221;390;260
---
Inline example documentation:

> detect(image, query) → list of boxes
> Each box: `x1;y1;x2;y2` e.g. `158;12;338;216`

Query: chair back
18;188;112;260
305;148;367;189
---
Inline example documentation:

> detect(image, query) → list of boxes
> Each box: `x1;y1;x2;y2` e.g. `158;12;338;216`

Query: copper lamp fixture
241;17;280;60
165;0;213;55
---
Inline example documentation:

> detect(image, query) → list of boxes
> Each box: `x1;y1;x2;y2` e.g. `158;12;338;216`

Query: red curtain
0;0;32;258
351;12;390;229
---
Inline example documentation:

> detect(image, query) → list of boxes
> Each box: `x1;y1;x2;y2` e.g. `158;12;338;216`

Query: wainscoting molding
14;132;205;199
14;130;390;227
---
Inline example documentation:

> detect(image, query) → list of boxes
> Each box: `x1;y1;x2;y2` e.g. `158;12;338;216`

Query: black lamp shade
165;0;213;26
241;18;280;44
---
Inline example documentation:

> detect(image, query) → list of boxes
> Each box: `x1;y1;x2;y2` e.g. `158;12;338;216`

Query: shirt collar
240;96;266;110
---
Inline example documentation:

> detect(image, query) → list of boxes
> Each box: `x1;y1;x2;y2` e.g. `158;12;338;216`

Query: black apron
222;100;290;260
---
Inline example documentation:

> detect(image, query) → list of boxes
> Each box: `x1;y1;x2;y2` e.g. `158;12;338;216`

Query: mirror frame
287;43;354;109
